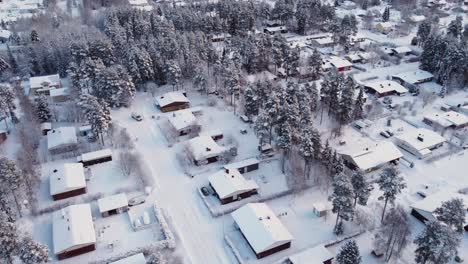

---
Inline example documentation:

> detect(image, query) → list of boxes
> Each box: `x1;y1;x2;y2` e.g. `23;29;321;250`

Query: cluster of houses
0;0;43;24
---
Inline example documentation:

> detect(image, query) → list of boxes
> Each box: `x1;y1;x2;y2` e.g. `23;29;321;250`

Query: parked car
240;129;248;134
240;115;251;123
259;143;275;157
380;131;391;138
385;130;394;137
383;97;392;105
128;195;146;206
131;112;143;121
201;187;211;196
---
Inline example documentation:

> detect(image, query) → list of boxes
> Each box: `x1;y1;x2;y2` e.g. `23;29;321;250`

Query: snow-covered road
112;93;237;264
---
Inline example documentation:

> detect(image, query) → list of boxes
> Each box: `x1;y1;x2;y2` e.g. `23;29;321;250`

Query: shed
312;202;332;217
264;26;287;35
288;245;334;264
47;127;78;154
53;204;96;260
224;158;259;174
98;193;129;217
155;92;190;113
208;168;259;204
231;203;293;259
375;22;393;34
395;128;446;159
40;122;52;135
49;163;86;201
77;149;113;166
111;253;146;264
187;136;226;165
339;141;403;172
410;15;426;23
49;88;70;102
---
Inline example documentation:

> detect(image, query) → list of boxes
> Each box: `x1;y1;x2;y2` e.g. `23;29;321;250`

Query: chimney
417;134;424;142
53;169;58;173
206;147;211;152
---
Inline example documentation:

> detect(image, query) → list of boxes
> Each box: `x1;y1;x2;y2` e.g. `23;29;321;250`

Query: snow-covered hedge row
153;202;176;249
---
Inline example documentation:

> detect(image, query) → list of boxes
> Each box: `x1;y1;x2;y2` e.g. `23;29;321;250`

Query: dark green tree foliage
336;240;362;264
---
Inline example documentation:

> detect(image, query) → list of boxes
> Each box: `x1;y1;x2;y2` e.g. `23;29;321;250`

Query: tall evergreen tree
0;216;20;264
353;88;365;120
336;240;362;264
434;198;466;232
414;221;460;264
351;171;370;207
18;237;49;264
330;173;355;232
34;95;52;123
377;167;406;222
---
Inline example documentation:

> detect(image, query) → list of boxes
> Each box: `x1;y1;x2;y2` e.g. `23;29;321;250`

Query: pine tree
78;94;112;145
351;171;370;207
382;7;390;22
362;0;368;10
414;221;460;264
311;128;322;161
299;127;314;178
330;173;355;232
254;110;271;146
30;30;39;42
277;121;292;173
336;240;362;264
35;95;51;122
337;78;355;130
321;140;333;170
0;56;10;73
307;49;322;79
417;21;432;46
95;65;136;107
0;85;15;123
0;217;20;264
447;16;463;39
434;198;466;232
377;167;406;222
164;60;181;91
18;237;49;264
353;88;365;120
243;86;258;118
0;158;25;217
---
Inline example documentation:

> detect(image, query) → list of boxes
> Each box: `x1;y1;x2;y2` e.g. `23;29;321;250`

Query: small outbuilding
167;109;199;136
231;203;293;259
364;80;408;97
264;26;287;35
208;168;259;204
155;92;190;113
339;141;403;172
187;136;226;165
49;88;70;102
49;163;87;201
288;245;334;264
98;193;129;217
47;127;78;154
53;204;96;260
40;122;52;135
77;149;113;166
312;202;332;217
395;128;446;159
223;158;259;174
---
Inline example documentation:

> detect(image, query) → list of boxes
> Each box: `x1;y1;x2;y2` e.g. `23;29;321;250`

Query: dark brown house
156;92;190;113
50;163;87;201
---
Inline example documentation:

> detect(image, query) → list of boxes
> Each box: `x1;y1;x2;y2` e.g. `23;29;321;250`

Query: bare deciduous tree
118;151;139;177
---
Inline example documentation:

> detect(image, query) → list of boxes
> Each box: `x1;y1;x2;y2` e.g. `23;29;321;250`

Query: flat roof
224;158;259;171
392;70;433;84
156;92;189;108
47;127;77;151
395;128;446;151
49;163;86;196
187;136;225;161
327;56;353;68
231;203;293;254
49;87;69;97
167;109;197;131
340;141;403;171
78;149;112;163
364;80;408;94
208;169;258;200
98;193;128;213
111;253;146;264
288;245;334;264
53;204;96;255
424;111;468;127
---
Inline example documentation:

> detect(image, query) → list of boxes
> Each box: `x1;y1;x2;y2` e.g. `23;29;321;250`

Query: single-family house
341;0;357;9
128;0;153;11
167;109;199;136
77;149;113;166
47;127;78;154
98;193;129;217
49;88;69;102
208;168;259;204
288;245;334;264
29;74;61;96
231;203;293;259
392;70;434;90
327;56;353;72
0;129;7;143
264;26;287;35
375;22;393;34
391;46;412;56
155;92;190;113
53;204;96;260
363;80;408;97
409;15;426;23
357;52;377;63
210;33;232;42
0;29;11;43
312;37;335;48
339;141;403;172
411;190;468;224
224;158;259;174
423;111;468;130
49;163;86;201
395;128;446;159
111;253;146;264
187;136;225;165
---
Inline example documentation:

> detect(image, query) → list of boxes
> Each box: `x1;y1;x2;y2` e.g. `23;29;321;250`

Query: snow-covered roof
364;80;408;94
49;87;69;97
376;22;393;29
49;163;86;196
40;122;52;130
111;253;146;264
411;190;468;213
78;125;92;132
313;37;334;46
208;169;258;200
53;204;96;255
156;92;189;108
0;29;11;39
424;111;468;128
187;136;225;161
47;127;78;151
167;109;197;131
231;203;293;254
327;56;352;69
78;149;112;163
345;54;361;62
288;244;334;264
339;141;403;171
392;70;433;85
313;202;332;212
395;128;446;151
98;193;128;213
224;158;259;171
410;15;426;22
199;129;223;138
30;74;60;90
264;26;287;32
391;46;412;54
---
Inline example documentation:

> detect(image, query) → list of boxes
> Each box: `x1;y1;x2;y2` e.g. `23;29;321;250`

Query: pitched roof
231;203;293;254
29;74;60;89
53;204;96;255
111;253;146;264
395;128;446;151
327;56;353;68
411;190;468;213
98;193;128;213
339;141;403;171
364;80;408;94
391;46;412;54
392;70;433;84
208;169;258;199
424;111;468;128
288;245;334;264
167;109;197;131
78;149;112;163
156;92;189;108
224;158;259;171
49;163;86;196
187;136;225;161
47;127;78;151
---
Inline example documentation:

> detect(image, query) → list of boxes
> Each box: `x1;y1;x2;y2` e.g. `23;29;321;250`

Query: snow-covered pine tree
336;240;362;264
434;198;466;232
362;0;368;9
311;128;322;161
78;94;112;145
30;30;39;42
377;167;406;222
0;216;20;264
0;56;10;73
307;49;322;79
330;151;344;176
330;173;355;232
254;110;271;146
305;81;319;113
0;85;15;121
243;86;258;119
447;16;463;39
382;7;390;22
164;60;181;91
351;171;370;207
321;140;333;171
299;127;314;178
353;88;365;120
95;65;136;107
18;236;49;264
414;221;461;264
337;77;355;130
0;158;25;217
376;205;411;262
34;95;51;123
277;121;292;173
416;21;432;46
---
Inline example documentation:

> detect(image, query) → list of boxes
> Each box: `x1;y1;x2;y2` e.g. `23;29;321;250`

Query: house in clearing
47;127;78;154
208;168;259;204
49;87;70;102
409;15;426;23
326;56;353;72
53;204;96;260
28;74;61;96
187;136;226;165
98;193;129;217
49;163;86;201
375;22;393;34
363;80;408;97
167;109;199;136
392;70;434;91
394;128;446;159
231;203;293;259
111;253;146;264
287;244;334;264
423;111;468;130
128;0;153;11
339;141;403;172
410;190;468;225
155;91;190;113
391;46;412;56
264;26;287;35
311;37;335;48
